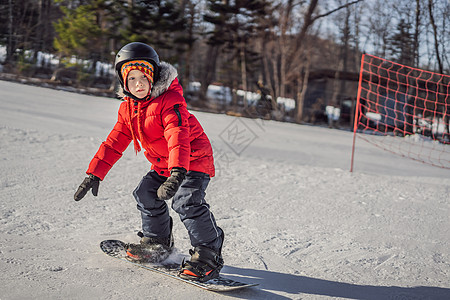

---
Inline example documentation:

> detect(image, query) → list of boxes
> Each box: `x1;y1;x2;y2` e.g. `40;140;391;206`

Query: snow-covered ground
0;80;449;299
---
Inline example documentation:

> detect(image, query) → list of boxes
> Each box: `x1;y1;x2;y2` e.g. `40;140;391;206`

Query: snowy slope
0;80;449;300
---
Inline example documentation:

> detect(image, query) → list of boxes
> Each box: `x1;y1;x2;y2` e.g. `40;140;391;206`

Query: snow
0;79;449;299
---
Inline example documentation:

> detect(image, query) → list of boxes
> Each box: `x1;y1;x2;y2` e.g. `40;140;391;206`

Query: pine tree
53;3;104;60
52;1;110;85
119;0;187;62
387;18;415;66
200;0;271;104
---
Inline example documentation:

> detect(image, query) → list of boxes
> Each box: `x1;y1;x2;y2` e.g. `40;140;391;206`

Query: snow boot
179;230;224;282
126;217;174;263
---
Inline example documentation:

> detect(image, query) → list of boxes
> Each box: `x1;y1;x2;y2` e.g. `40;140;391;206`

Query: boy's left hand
157;168;187;200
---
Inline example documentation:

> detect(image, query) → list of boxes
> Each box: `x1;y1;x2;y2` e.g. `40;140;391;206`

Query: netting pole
350;54;366;172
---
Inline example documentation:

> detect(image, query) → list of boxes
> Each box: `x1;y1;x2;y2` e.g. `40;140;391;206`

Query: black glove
74;174;101;201
157;168;187;200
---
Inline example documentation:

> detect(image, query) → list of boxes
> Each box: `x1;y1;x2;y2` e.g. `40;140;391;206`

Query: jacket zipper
174;104;182;126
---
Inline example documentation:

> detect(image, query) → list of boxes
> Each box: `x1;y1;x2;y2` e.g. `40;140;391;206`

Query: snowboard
100;239;258;292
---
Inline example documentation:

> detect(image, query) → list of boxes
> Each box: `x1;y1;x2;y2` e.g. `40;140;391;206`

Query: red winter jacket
86;62;215;180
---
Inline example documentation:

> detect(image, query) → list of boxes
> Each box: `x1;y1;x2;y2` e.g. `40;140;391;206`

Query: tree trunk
413;0;421;67
296;58;310;123
240;42;248;109
199;45;219;102
428;0;443;74
7;0;14;63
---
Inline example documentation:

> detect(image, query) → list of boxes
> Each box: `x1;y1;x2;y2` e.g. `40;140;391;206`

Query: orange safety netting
351;54;450;170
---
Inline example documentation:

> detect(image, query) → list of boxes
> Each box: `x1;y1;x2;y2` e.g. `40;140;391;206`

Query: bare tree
260;0;363;122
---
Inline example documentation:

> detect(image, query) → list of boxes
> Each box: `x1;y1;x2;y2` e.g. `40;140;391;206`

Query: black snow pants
133;170;223;252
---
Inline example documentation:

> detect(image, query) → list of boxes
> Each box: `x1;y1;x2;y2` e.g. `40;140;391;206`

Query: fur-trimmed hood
117;61;178;99
150;61;178;99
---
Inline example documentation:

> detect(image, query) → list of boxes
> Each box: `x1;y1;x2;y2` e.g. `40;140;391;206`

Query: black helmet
114;42;160;88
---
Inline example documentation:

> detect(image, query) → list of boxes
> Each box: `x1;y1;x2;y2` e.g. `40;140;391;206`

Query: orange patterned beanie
121;60;154;92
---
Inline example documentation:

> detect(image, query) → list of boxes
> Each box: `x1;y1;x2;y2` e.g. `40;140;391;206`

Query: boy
74;42;224;282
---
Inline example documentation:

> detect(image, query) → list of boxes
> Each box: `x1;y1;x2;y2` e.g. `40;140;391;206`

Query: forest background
0;0;449;126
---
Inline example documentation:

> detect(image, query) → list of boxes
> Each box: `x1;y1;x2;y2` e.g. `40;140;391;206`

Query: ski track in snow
0;80;449;299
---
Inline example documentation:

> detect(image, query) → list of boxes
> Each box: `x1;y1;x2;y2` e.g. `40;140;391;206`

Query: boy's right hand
74;174;100;201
